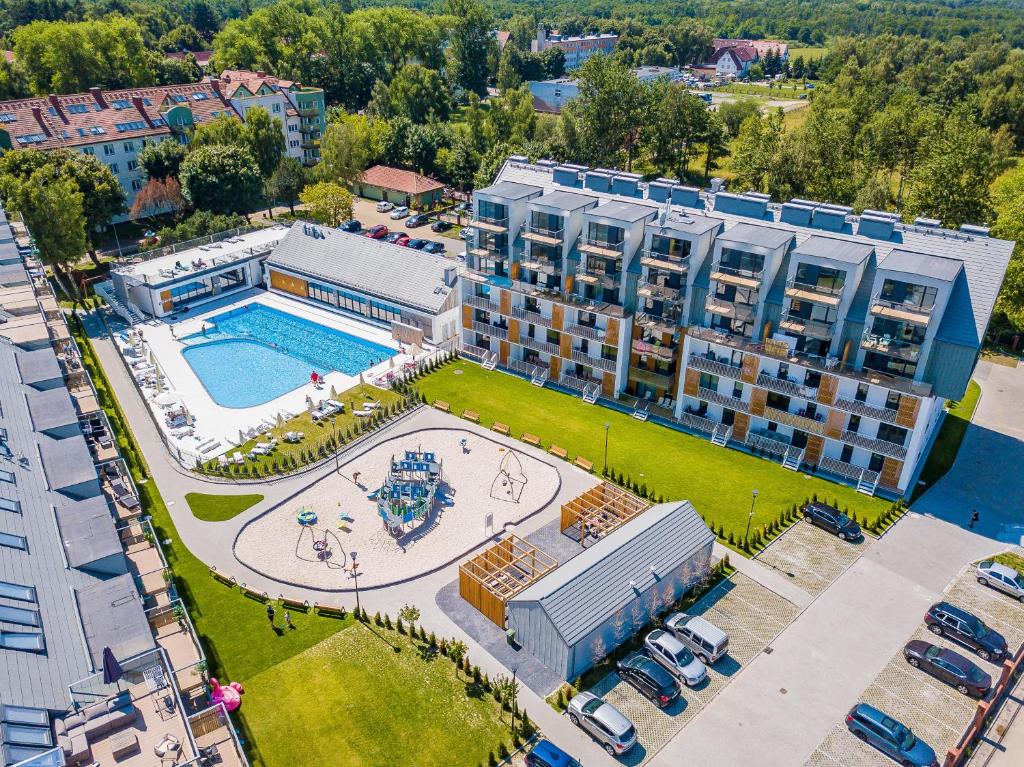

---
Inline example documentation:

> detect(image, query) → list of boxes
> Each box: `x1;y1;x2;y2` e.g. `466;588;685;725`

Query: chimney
47;94;67;123
131;96;154;127
30;107;52;136
209;77;222;96
89;86;106;109
443;265;458;287
256;70;267;78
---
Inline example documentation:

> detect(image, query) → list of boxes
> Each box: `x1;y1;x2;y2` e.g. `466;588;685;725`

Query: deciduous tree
266;157;308;215
179;145;263;216
299;181;353;227
138;140;188;181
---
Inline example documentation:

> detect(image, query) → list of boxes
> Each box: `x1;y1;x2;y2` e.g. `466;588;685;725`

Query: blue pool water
182;304;395;408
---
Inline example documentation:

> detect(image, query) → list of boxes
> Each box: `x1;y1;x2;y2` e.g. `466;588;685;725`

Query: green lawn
788;46;830;61
243;624;509;767
912;380;981;501
418;362;889;534
185;492;264;522
990;550;1024;573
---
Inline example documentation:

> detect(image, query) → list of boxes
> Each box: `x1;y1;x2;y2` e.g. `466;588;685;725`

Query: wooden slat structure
459;535;558;628
560;482;651;547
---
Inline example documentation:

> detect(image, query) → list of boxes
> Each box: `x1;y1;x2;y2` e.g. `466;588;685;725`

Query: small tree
300;181;353;227
448;640;467;675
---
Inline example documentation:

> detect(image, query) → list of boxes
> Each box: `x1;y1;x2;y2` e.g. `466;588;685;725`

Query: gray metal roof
74;574;155;668
659;211;723;237
15;348;62;385
509;502;714;645
589;199;659;223
533;190;599;211
475;181;543;200
25;387;79;433
266;224;456;314
878;249;963;282
37;434;97;492
717;222;794;251
54;497;124;571
793;235;874;266
0;262;28;285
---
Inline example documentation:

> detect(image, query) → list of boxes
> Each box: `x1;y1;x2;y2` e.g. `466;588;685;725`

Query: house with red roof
354;165;446;209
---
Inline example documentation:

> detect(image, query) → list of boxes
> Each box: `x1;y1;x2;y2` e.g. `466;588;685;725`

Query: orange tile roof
359;165;444;195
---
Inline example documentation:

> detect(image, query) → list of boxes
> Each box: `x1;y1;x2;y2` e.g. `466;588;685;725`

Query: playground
233;427;563;590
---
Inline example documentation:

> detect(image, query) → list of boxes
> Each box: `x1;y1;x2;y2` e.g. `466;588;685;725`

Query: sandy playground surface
234;427;562;589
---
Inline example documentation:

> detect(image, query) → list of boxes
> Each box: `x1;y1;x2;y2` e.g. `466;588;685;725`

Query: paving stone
755;520;871;597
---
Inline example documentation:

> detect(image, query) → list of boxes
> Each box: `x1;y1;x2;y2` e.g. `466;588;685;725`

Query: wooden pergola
459;535;558;628
560;482;651;546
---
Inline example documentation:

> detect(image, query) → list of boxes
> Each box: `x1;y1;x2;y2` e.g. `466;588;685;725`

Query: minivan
663;612;729;664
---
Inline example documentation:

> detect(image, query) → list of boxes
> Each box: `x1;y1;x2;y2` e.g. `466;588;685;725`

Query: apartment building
531;24;618;70
0;70;325;220
460;157;1015;498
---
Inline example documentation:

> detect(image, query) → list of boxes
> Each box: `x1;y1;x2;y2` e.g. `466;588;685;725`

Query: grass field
185;492;264;522
720;81;816;98
788;46;830;61
418;361;890;533
912;380;981;501
243;624;509;767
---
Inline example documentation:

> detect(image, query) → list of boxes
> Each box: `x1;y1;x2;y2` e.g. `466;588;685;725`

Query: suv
804;501;862;541
643;630;707;686
664;613;729;664
406;213;430;227
845;703;938;766
976;560;1024;602
615;652;680;707
375;200;394;212
566;692;637;756
423;241;446;254
924;602;1007;662
903;641;991;698
525;739;574;767
338;219;361;233
389;205;410;219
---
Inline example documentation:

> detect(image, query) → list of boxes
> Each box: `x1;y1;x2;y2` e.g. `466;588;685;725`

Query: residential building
165;51;214;70
708;39;788;78
712;38;789;61
529;67;687;113
459;156;1015;498
531;24;618;70
264;223;461;345
353;165;446;209
0;69;326;219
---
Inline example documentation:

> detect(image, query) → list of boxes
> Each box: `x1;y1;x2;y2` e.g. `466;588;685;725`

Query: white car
375;201;394;213
644;629;708;686
389;205;410;220
977;560;1024;602
458;227;472;240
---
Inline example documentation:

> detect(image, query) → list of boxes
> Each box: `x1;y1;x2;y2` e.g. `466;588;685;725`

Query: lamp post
744;489;759;548
603;422;610;473
333;418;340;473
349;551;361;614
510;665;518;734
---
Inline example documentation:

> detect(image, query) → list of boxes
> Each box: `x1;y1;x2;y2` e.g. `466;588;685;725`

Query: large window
530;211;562;234
0;632;45;652
794;263;846;292
879;279;937;311
719;247;765;276
587;222;624;246
876;423;909;447
168;266;246;309
0;532;26;550
0;498;21;513
477;200;507;222
650;235;691;260
0;605;40;627
308;282;337;305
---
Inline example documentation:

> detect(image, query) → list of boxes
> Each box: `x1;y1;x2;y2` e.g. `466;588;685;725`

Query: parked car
924;602;1008;662
803;501;862;541
644;629;707;686
338;219;361;233
385;232;410;246
406;213;430;227
407;238;429;250
375;201;394;212
615;651;680;708
422;241;446;254
903;640;992;698
976;560;1024;602
845;703;938;767
663;612;729;664
525;739;575;767
566;692;637;757
365;224;388;239
389;205;410;219
431;220;452;233
459;227;472;240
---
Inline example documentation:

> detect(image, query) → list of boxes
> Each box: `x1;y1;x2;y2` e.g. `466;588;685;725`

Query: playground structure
489;450;528;503
376;449;443;535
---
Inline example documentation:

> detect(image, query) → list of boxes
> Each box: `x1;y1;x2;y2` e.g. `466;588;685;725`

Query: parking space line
866;680;962;740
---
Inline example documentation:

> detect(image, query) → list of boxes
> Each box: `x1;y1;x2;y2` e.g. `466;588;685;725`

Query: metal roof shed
507;501;714;680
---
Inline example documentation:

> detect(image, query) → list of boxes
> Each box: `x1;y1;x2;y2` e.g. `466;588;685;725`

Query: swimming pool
181;304;395;408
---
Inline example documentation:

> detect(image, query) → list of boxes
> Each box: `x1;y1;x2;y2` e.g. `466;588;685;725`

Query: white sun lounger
362;401;380;409
218;455;229;468
231;451;245;465
353;409;373;417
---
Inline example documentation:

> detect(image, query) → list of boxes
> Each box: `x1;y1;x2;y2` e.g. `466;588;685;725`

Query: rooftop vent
960;223;989;237
647;179;675;203
811;205;851;233
536;158;557;168
857;214;896;241
508;153;528;163
612;173;641;198
671;186;700;208
553;165;582;188
913;216;941;228
709;177;725;194
713;191;768;220
780;202;813;227
584;170;612;193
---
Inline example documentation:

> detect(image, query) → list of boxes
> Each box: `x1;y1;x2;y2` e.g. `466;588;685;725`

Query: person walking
970;509;979;529
284;611;294;630
266;603;275;627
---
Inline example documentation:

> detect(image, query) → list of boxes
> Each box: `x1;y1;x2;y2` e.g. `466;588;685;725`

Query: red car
394;233;411;246
365;224;388;239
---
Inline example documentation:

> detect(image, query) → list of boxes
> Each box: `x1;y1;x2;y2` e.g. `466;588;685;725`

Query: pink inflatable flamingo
209;677;244;712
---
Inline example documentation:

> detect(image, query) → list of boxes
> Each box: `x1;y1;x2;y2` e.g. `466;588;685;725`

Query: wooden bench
433;400;450;413
315;604;348;619
279;597;311;613
521;432;541;446
462;410;480;423
209;568;236;586
574;456;594;472
549;445;568;460
240;586;268;603
492;422;510;435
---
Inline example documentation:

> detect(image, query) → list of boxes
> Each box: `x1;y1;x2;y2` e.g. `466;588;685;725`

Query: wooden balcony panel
711;270;761;289
785;286;841;307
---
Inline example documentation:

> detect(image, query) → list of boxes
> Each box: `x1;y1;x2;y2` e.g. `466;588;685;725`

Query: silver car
977;560;1024;602
566;692;637;757
644;629;708;686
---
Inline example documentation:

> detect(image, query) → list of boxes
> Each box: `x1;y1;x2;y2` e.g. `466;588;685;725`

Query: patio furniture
54;691;137;765
154;733;181;763
492;422;510;435
462;409;480;423
109;730;138;758
433;400;450;412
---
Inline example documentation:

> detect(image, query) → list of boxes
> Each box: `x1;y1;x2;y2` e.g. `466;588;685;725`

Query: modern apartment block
460;157;1015;498
0;69;325;219
531;24;618;69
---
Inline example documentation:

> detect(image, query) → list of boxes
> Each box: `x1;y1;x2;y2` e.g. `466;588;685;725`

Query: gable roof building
354;165;446;208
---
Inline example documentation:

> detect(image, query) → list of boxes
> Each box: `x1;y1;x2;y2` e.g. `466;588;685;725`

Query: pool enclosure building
506;501;714;680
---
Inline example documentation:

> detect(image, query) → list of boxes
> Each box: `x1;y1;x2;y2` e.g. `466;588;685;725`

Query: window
66;104;89;114
82;146;95;156
0;632;45;652
272;103;281;113
288;123;298;132
876;423;908;447
128;160;138;171
123;141;135;153
131;179;143;191
885;391;901;411
847;414;861;434
15;134;46;145
0;112;15;122
103;143;115;156
192;93;209;101
89;126;105;135
0;531;27;549
0;469;13;484
855;382;869;402
109;163;119;174
0;605;39;627
115;121;147;132
172;94;188;103
289;139;299;148
0;581;35;602
0;497;21;513
840;444;854;462
111;99;131;110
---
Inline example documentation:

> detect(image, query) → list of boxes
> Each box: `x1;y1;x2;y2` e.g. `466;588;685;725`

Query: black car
422;241;446;254
406;214;430;227
903;640;992;698
615;651;680;708
430;220;452;232
804;502;861;541
406;238;429;250
924;602;1008;662
338;219;361;233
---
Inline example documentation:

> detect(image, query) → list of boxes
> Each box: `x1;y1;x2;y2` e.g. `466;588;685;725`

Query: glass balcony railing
860;329;922;362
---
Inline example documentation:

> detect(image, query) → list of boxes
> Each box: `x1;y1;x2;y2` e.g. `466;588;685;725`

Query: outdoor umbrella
329;385;338;399
101;646;124;689
276;412;285;429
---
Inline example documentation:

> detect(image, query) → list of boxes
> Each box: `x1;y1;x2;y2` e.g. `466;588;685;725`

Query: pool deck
128;289;421;460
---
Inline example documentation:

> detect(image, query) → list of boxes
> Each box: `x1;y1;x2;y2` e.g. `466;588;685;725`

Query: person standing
266;603;275;627
284;611;294;630
970;509;979;529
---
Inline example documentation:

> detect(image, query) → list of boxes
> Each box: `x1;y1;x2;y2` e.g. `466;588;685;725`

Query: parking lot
805;556;1024;767
756;519;872;597
349;197;468;256
582;573;800;765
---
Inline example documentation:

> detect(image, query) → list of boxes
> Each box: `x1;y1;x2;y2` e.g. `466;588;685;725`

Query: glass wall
168;266;246;309
306;281;405;324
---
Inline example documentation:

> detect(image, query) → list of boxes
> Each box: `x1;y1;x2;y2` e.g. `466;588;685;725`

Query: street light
349;551;361;614
744;489;759;548
333;418;340;473
603;422;611;473
510;665;519;734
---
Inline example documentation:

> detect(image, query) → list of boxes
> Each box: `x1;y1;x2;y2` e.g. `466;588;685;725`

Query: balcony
745;429;791;457
509;357;548;377
471;320;508;340
465;294;498;312
468;214;509;233
676;410;718;435
756;372;818;400
710;264;764;290
698;386;748;413
640;250;689;273
638;282;682;302
861;331;922;363
632;338;676;361
630;366;675;390
764;405;826;435
841;430;908;460
561;371;602;392
577;237;625;259
468;241;506;259
563;320;603;341
869;294;933;326
520;255;559;274
819;455;880;486
705;296;756;322
779;314;835;341
571;348;616;373
785;279;843;307
688;352;743;381
511;305;553;329
519;335;561;356
521;223;564;245
833;396;900;425
635;312;679;336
